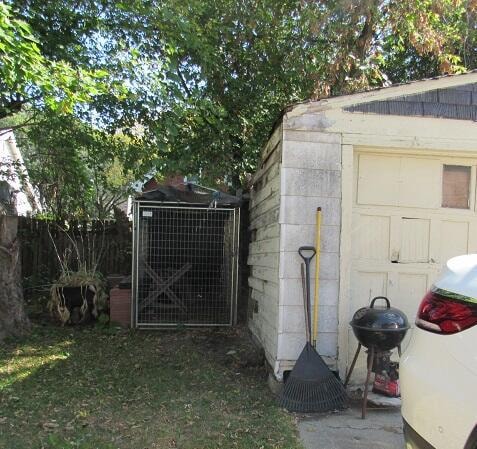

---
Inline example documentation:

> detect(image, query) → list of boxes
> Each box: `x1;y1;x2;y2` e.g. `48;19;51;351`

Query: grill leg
344;343;361;387
362;346;375;419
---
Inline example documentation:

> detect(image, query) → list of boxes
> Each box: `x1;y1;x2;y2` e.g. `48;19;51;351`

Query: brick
110;288;131;327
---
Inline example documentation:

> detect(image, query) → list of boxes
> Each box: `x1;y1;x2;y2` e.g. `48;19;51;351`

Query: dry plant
47;222;108;325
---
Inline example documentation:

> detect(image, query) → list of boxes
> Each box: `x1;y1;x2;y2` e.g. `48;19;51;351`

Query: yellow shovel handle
312;207;321;347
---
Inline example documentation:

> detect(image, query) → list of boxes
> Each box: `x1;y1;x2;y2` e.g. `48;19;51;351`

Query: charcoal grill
344;296;409;418
350;296;409;351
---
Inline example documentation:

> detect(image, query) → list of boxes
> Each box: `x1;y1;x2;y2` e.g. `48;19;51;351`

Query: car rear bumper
403;419;436;449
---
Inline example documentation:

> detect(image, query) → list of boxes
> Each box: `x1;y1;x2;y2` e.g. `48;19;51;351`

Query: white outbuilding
0;130;40;215
247;71;477;382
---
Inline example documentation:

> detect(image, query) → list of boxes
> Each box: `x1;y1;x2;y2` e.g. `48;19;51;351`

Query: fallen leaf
42;421;59;430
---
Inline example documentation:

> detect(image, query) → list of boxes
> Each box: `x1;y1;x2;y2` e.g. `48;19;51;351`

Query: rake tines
279;342;348;413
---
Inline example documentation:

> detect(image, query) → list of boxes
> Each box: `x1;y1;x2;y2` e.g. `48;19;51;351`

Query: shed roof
286;70;477;116
135;184;241;207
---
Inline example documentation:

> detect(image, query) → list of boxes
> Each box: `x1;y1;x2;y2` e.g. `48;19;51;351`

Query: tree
6;0;476;189
0;2;117;340
0;3;113;124
15;111;139;220
86;0;476;187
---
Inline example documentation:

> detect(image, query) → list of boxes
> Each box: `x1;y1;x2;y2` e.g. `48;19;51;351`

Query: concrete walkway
298;404;404;449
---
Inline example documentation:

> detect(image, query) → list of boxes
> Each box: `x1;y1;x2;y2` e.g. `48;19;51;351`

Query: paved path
298;405;404;449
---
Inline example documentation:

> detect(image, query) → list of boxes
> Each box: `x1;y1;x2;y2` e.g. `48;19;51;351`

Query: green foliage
16;111;139;219
0;3;113;120
3;0;477;194
96;0;477;186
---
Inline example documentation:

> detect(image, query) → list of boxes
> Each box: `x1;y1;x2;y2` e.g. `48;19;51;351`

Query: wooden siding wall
345;84;477;121
248;125;282;367
19;218;132;292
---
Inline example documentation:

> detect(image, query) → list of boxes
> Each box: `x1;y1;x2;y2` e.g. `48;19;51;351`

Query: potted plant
48;222;108;325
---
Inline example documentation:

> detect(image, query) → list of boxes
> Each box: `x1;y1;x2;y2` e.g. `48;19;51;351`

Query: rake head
279;342;348;413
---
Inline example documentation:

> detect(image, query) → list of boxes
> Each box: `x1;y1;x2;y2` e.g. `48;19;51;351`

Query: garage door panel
396;273;429;353
397;273;428;319
357;154;399;206
400;218;430;263
350;271;388;317
440;221;469;263
352;214;390;261
357;154;441;209
399;158;441;208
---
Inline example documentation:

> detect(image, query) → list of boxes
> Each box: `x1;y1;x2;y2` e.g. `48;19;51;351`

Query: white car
401;254;477;449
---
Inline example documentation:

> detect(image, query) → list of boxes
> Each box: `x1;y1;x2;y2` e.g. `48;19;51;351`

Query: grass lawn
0;324;302;449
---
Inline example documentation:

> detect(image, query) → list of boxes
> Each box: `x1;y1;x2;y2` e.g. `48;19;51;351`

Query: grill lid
351;296;409;332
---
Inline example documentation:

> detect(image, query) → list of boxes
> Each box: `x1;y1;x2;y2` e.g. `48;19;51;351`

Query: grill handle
370;296;390;309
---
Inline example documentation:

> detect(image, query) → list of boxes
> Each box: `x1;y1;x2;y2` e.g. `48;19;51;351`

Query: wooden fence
18;217;132;291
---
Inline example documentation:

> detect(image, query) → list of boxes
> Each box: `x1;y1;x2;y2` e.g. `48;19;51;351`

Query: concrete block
279;251;339;280
280;224;340;253
277;332;306;360
280;278;339;307
282;141;341;171
279;304;338;335
280;196;341;226
318;279;340;307
317;305;338;333
283;129;341;144
281;168;341;198
316;332;338;358
277;331;338;360
280;305;306;333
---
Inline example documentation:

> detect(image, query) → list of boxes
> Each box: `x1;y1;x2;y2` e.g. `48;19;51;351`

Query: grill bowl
350;297;409;351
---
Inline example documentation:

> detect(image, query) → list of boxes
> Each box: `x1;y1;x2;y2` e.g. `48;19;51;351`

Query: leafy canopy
1;0;477;219
0;3;114;120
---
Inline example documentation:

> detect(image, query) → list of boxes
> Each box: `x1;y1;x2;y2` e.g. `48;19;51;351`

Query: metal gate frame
131;201;240;328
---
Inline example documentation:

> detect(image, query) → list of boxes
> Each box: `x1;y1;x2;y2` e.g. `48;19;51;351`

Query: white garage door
348;149;477;377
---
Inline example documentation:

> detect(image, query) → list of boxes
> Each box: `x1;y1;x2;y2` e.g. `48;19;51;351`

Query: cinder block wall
276;128;342;375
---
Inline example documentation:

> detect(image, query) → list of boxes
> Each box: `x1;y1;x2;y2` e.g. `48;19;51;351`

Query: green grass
0;324;302;449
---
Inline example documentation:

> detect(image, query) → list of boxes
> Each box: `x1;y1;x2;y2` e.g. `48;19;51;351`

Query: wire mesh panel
133;203;239;327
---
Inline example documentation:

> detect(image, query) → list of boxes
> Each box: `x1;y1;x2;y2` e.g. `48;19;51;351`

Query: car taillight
416;290;477;334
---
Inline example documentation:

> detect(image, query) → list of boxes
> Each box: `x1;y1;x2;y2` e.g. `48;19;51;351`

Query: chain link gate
132;202;239;327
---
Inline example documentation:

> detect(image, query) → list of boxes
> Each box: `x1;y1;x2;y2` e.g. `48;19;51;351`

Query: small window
442;165;471;209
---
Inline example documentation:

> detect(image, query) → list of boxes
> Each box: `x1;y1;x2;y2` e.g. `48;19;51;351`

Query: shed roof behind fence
134;184;242;207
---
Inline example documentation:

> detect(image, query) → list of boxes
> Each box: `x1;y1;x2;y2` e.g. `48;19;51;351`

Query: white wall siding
248;125;283;369
276;129;342;374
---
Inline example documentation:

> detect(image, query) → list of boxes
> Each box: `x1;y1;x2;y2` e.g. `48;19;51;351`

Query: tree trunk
0;215;30;340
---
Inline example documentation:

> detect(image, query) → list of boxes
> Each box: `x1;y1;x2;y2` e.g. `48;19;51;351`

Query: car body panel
401;326;477;449
434;255;477;303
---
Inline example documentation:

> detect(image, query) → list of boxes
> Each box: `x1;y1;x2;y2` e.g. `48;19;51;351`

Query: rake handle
299;246;316;341
301;263;310;344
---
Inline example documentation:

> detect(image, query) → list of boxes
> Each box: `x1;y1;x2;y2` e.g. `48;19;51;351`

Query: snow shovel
279;246;348;413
